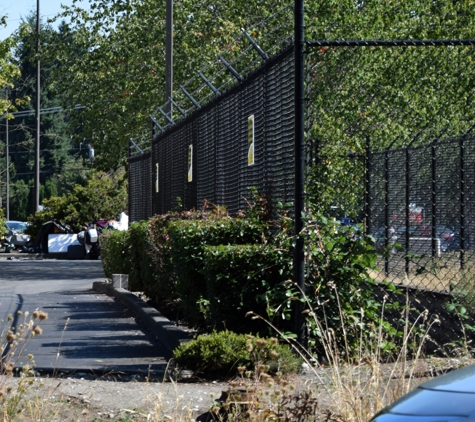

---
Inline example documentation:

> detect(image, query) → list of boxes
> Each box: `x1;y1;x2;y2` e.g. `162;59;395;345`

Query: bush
289;213;389;357
100;203;393;356
167;217;269;324
100;221;160;293
0;208;6;239
99;228;131;278
199;244;291;332
172;330;301;379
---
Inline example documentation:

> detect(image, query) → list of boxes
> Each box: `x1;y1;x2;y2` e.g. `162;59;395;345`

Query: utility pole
165;0;173;117
34;0;41;213
5;89;9;220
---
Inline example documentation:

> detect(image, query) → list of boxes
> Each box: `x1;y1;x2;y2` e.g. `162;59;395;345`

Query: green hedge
167;218;269;324
100;229;130;277
100;210;287;332
200;244;290;332
100;221;156;292
100;208;392;357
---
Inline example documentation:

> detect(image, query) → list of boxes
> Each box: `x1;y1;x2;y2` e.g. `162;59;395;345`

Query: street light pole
34;0;41;213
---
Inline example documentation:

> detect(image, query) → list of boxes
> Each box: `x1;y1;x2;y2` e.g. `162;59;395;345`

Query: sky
0;0;89;40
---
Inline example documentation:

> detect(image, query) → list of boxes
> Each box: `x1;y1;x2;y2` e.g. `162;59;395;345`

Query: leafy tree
9;179;30;220
0;207;6;238
27;169;127;235
43;0;291;170
2;13;91;220
304;0;475;217
0;16;22;215
39;0;475;216
0;16;20;114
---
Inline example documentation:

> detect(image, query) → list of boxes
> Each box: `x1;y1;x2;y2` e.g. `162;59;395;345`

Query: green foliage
302;215;389;355
100;198;392;354
0;22;20;115
42;0;293;170
200;244;290;332
100;193;283;330
9;180;31;221
0;208;6;238
168;216;269;324
172;330;301;379
305;1;475;217
27;170;127;235
99;228;131;278
263;212;393;357
2;14;89;220
38;0;475;175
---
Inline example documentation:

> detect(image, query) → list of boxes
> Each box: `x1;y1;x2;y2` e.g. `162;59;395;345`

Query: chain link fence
150;46;295;216
128;8;475;348
305;42;475;348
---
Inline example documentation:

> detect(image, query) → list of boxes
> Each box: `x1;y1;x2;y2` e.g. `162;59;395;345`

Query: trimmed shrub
0;208;6;239
200;244;291;332
100;221;156;292
167;218;269;324
172;330;301;379
100;228;131;278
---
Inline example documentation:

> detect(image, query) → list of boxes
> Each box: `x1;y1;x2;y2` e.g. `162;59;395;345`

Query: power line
0;104;85;119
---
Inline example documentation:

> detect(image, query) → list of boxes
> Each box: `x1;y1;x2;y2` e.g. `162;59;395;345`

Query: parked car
371;226;411;250
370;364;475;421
373;224;470;252
418;225;471;252
2;220;32;252
5;220;29;233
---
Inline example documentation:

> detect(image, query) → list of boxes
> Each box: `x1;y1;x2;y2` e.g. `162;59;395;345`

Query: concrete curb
92;281;192;353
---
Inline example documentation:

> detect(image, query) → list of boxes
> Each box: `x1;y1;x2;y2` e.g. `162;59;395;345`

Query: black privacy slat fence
142;46;295;217
128;152;152;222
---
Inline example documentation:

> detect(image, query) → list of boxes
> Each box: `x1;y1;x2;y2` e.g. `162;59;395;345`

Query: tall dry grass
230;284;472;422
1;291;473;421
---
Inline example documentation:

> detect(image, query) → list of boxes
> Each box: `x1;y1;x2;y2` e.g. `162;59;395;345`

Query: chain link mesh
146;46;295;217
128;152;152;221
128;14;475;346
306;43;475;343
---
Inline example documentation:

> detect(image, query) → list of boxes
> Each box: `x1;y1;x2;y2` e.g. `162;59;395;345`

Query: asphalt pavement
0;257;187;379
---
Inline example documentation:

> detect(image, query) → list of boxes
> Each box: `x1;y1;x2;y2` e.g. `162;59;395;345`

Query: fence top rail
129;150;151;163
307;39;475;47
369;132;475;157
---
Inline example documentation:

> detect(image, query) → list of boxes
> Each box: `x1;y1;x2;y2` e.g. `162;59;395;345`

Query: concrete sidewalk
0;258;190;379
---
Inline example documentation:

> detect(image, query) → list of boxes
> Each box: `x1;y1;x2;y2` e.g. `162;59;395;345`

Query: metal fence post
460;136;466;269
404;135;418;274
294;0;306;346
384;146;390;276
364;136;371;235
431;143;437;257
405;144;410;275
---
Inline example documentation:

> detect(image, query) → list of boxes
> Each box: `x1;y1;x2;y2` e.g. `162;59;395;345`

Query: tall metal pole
34;0;41;213
165;0;173;117
294;0;306;345
5;92;9;221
